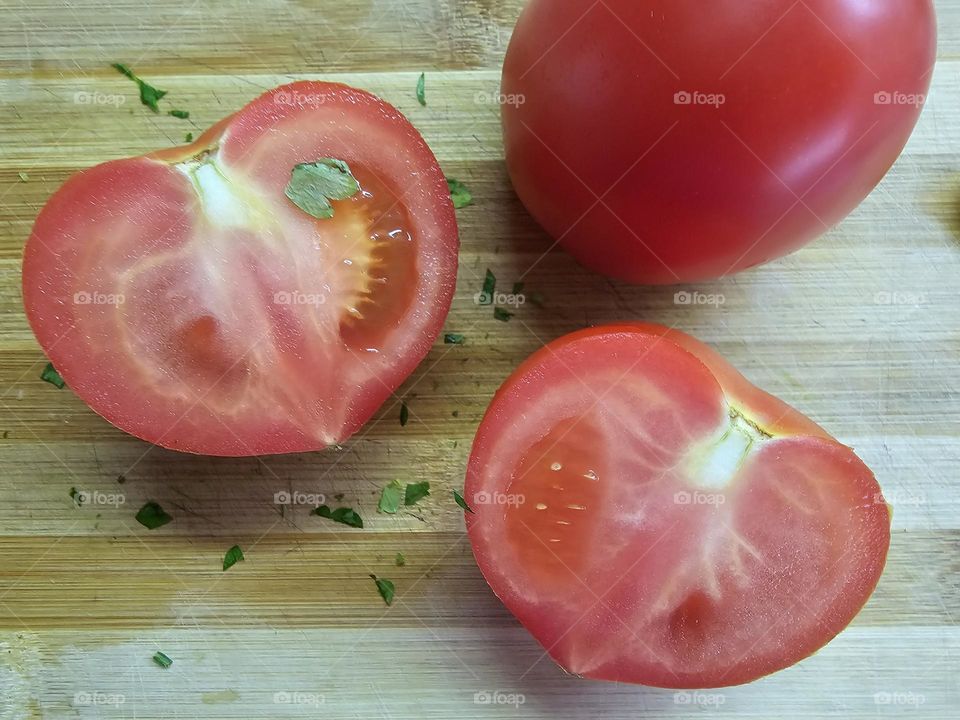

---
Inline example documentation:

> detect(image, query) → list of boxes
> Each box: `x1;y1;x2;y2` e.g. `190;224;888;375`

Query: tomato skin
466;324;890;688
502;0;937;284
22;82;458;456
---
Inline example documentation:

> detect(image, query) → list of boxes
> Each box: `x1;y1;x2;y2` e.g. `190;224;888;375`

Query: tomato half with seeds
23;82;458;455
466;324;890;688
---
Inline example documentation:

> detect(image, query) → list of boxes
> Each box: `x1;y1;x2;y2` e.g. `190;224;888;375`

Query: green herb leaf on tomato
222;544;244;571
40;362;66;389
404;481;430;506
111;62;168;113
378;480;404;514
312;504;363;528
453;490;474;514
447;178;473;209
135;501;173;529
285;159;360;220
416;72;426;106
370;574;395;605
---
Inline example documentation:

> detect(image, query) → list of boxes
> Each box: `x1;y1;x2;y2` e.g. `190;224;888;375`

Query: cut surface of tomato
466;324;890;688
23;82;458;455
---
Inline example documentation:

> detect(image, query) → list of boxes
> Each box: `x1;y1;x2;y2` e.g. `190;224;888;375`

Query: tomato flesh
23;82;458;455
466;325;890;688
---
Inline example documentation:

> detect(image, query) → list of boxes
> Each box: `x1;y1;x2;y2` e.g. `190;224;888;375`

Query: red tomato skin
465;324;891;688
502;0;937;284
22;82;458;456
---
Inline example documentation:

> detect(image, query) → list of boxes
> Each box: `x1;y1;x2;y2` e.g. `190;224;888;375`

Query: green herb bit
453;490;474;514
404;481;430;506
111;62;168;112
152;651;173;668
285;159;360;220
40;362;65;389
378;480;404;514
312;504;363;528
371;575;395;605
135;501;173;530
446;178;473;209
416;72;426;106
222;544;244;571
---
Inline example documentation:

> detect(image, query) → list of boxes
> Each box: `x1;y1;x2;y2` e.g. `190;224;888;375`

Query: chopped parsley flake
480;269;496;305
111;62;168;112
285;159;360;220
378;480;404;514
400;402;409;427
493;307;513;322
444;333;465;345
404;482;430;506
453;490;474;514
395;552;406;567
222;544;244;571
370;575;395;605
40;362;65;389
312;504;363;528
446;178;473;209
135;501;173;530
168;109;189;119
416;72;426;106
152;651;173;668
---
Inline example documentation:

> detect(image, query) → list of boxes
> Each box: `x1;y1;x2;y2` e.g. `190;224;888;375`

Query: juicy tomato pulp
466;325;890;688
502;0;936;283
23;82;458;455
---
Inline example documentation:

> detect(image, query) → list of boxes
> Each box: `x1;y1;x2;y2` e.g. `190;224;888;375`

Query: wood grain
1;1;958;718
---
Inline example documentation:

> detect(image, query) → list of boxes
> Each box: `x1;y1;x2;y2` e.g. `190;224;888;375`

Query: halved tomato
23;82;458;456
466;324;890;688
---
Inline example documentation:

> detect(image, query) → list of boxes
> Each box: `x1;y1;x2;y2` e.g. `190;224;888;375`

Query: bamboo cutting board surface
0;1;958;718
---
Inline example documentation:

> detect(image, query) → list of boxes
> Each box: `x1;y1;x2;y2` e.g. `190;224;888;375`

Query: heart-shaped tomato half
23;82;458;456
466;324;890;688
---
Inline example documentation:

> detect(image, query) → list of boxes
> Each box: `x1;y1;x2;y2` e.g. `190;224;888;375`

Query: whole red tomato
502;0;936;284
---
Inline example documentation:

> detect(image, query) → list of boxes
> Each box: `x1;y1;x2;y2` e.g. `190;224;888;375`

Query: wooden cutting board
1;1;957;718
